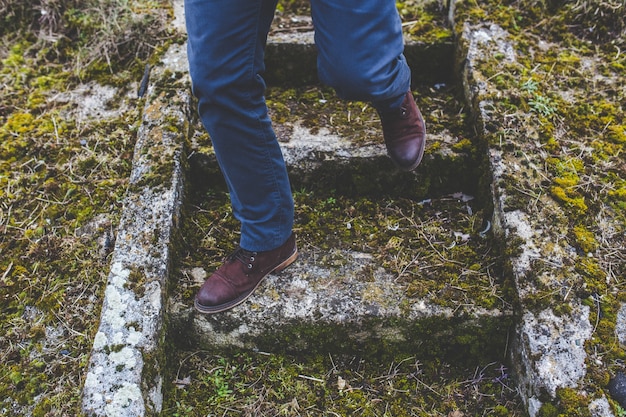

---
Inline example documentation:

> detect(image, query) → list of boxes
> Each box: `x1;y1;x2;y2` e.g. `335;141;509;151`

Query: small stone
608;372;626;409
190;267;207;284
337;376;347;391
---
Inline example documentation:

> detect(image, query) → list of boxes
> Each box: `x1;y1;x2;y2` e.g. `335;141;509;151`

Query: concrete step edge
81;43;190;417
458;22;623;417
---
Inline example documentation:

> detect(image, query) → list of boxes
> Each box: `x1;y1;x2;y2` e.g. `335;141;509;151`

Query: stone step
188;84;482;201
264;2;455;86
82;1;500;413
264;23;455;86
170;188;512;359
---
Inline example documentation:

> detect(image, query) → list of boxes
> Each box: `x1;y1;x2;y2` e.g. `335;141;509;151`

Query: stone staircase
81;1;626;416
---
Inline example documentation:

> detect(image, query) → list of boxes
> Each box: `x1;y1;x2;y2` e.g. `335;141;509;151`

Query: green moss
452;137;474;152
3;112;36;133
0;3;153;409
164;343;523;416
556;387;592;417
572;225;599;254
124;267;147;299
132;159;175;190
606;124;626;143
275;0;310;14
400;5;454;44
550;185;588;215
536;388;597;417
538;402;559;417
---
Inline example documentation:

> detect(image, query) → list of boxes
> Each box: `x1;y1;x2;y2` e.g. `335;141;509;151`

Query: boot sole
194;246;299;314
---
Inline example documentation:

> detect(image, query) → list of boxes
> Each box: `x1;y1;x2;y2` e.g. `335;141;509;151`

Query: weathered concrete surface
458;22;624;417
81;43;190;416
79;1;487;416
459;22;587;417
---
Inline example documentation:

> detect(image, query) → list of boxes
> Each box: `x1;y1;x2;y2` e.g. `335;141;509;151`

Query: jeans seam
249;0;287;250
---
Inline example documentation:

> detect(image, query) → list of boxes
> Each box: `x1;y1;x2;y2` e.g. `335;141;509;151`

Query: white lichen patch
102;286;128;330
51;82;132;123
93;332;108;350
112;332;125;345
280;122;355;165
617;303;626;346
468;24;517;62
147;376;164;414
504;210;541;278
527;396;542;417
110;262;131;288
127;328;143;346
104;382;144;416
522;305;592;397
189;267;207;284
84;365;104;390
589;396;615;417
146;281;163;311
109;347;138;370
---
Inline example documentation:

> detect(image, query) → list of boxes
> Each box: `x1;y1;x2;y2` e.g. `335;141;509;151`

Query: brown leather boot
194;233;298;314
378;91;426;171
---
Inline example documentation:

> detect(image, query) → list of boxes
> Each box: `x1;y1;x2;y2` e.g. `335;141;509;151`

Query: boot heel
274;248;298;272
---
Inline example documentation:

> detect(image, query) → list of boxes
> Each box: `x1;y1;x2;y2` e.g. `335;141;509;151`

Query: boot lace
229;247;258;270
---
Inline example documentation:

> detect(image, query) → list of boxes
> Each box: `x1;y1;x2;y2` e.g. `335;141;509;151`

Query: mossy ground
265;82;469;146
0;0;174;415
172;1;625;415
164;348;524;417
2;0;624;415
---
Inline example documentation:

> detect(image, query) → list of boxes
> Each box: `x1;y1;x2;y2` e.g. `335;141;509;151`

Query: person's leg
310;0;410;110
186;0;298;314
185;0;293;252
310;0;425;171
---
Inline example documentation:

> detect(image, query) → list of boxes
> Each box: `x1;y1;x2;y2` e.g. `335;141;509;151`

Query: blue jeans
185;0;411;251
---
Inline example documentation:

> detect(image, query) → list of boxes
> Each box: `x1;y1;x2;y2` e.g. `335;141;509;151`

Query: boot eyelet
248;264;253;269
250;256;255;262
